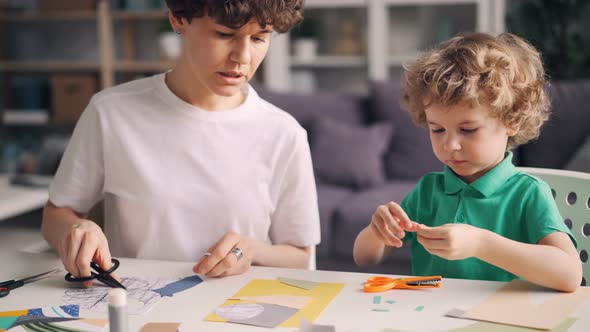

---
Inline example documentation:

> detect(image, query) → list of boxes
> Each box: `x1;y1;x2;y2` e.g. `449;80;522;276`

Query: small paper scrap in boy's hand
278;277;320;290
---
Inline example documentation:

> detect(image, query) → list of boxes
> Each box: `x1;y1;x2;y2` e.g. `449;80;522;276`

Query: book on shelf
2;109;49;125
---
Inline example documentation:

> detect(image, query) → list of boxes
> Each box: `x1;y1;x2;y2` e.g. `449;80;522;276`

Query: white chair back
519;167;590;286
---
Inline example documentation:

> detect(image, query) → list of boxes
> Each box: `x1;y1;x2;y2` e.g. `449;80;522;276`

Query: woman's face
173;13;272;98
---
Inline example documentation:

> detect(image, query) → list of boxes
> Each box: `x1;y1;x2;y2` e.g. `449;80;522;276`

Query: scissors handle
364;275;442;292
65;258;120;282
64;258;125;289
364;277;397;293
0;280;24;298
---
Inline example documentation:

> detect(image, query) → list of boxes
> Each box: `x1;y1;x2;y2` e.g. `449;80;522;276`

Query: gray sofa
257;80;590;275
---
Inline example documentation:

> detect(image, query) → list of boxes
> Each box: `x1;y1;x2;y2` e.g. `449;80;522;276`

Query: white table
0;175;49;221
1;251;589;332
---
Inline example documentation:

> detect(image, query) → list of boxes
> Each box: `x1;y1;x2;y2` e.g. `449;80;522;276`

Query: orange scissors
363;275;442;293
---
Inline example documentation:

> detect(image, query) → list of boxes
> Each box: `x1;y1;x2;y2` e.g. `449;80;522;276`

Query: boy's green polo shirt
401;152;576;282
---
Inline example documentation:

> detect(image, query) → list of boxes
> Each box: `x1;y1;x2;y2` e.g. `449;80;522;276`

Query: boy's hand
369;202;419;248
416;224;483;260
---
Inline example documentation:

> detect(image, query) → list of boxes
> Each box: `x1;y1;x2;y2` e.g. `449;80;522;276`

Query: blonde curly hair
402;32;550;149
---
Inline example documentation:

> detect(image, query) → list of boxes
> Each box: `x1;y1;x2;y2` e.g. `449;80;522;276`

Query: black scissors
65;258;126;289
0;269;62;298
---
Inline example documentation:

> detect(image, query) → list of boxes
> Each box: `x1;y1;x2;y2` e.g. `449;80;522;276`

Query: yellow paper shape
206;279;344;328
463;280;590;330
0;310;27;318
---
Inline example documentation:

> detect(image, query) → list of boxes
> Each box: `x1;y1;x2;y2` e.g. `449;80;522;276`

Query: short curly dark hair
402;32;550;149
164;0;304;33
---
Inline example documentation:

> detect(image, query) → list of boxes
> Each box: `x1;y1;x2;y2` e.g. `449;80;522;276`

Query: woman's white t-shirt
49;73;320;261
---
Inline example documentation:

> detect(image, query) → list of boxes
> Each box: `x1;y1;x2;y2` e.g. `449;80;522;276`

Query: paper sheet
449;317;577;332
206;279;344;328
451;280;590;330
62;276;175;315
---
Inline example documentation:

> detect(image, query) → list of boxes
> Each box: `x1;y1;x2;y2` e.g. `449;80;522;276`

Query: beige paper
139;322;181;332
462;280;590;330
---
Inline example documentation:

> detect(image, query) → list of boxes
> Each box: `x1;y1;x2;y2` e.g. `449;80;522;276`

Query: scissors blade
20;269;62;284
100;274;127;290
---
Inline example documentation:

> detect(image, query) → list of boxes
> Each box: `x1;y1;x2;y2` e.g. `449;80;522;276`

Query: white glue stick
108;288;128;332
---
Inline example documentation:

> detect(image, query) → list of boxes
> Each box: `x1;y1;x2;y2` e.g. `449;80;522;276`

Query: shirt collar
443;152;519;197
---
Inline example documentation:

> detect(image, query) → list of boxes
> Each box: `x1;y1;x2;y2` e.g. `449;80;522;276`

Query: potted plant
291;14;320;62
158;19;182;61
506;0;590;79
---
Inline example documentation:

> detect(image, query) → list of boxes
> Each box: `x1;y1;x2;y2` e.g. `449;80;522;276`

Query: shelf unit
0;0;507;102
0;0;171;129
264;0;506;94
0;1;169;90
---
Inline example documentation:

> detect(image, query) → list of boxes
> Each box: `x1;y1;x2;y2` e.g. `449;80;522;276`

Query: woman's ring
231;247;244;261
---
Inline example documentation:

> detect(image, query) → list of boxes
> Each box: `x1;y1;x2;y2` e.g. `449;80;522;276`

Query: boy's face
425;102;517;183
175;14;272;98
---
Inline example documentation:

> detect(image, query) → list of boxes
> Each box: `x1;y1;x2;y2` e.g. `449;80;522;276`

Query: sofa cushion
255;86;365;132
565;134;590;173
369;80;443;179
331;180;417;258
519;80;590;168
316;184;355;257
311;118;393;189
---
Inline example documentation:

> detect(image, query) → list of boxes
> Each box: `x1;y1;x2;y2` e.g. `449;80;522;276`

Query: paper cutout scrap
2;318;107;332
152;275;203;297
0;305;79;319
206;279;344;328
139;322;181;332
216;303;298;328
372;309;390;312
373;296;381;304
447;280;590;330
229;295;312;309
414;305;424;312
385;300;396;304
278;277;320;290
297;318;336;332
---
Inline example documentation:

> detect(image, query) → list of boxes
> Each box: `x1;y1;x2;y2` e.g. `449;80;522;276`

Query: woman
42;0;320;285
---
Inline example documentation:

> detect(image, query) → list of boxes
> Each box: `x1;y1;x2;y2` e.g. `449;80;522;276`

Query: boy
353;32;581;292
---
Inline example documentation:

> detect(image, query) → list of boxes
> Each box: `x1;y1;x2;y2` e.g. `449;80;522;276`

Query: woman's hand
416;223;483;260
193;232;253;277
369;201;419;248
58;219;113;287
